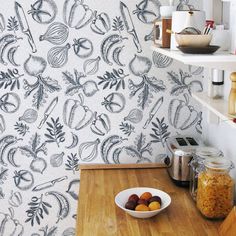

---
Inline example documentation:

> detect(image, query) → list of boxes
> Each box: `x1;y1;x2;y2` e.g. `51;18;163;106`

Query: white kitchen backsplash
0;0;203;235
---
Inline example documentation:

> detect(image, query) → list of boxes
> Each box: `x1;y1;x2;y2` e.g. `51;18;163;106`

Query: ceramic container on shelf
228;72;236;116
170;10;206;50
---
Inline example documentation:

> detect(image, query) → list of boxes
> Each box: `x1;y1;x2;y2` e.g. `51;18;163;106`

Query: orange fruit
140;192;152;201
148;201;161;211
135;204;150;211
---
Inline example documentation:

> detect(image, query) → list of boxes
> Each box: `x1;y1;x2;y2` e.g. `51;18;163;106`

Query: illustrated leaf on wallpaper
126;133;152;162
119;122;135;136
45;117;65;147
39;225;58;236
20;133;47;159
25;195;52;226
150;117;170;147
97;68;128;90
14;122;29;136
65;153;79;174
0;69;23;90
112;16;124;34
168;69;203;96
7;16;19;33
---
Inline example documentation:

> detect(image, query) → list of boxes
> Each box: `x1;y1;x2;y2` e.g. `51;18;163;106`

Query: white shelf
151;46;236;71
192;92;236;128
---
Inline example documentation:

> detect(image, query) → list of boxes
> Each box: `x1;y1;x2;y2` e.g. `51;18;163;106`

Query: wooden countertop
76;164;222;236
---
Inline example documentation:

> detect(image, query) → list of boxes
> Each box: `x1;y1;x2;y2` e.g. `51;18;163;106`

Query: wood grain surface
76;167;222;236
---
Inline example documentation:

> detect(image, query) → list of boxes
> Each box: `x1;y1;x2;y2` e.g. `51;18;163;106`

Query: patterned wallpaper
0;0;203;235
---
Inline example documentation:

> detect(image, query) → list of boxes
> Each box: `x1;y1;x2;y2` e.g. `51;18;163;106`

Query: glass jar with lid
189;147;223;201
196;157;234;219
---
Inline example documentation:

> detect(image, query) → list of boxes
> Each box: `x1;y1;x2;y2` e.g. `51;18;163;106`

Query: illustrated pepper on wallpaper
0;208;24;235
90;11;111;35
63;95;93;130
63;0;94;29
8;191;23;207
90;112;110;136
168;94;199;130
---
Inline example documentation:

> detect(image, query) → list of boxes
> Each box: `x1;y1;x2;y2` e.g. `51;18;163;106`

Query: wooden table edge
79;163;167;170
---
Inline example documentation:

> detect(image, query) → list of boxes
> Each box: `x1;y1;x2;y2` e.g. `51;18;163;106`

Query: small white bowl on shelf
175;34;212;47
115;187;171;219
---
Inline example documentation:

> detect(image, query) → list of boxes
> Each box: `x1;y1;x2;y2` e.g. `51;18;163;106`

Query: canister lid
195;146;223;159
204;157;233;170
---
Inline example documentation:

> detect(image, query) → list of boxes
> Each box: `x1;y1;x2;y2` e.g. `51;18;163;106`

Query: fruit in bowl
115;187;171;219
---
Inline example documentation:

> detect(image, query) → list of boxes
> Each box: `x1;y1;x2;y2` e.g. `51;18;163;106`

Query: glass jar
196;158;234;219
189;147;223;201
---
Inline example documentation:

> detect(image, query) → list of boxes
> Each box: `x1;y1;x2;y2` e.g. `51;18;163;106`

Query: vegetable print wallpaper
0;0;203;235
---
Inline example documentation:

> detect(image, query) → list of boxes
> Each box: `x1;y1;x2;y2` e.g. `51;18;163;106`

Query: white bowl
175;34;212;47
115;187;171;219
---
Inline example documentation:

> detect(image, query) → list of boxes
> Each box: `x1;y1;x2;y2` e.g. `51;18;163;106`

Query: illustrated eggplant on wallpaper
8;191;23;207
113;46;125;66
19;133;47;173
0;34;22;65
90;112;111;136
0;114;6;134
90;11;111;35
112;16;125;34
32;176;68;191
78;138;100;162
167;69;203;96
0;13;5;32
0;68;24;90
73;37;93;58
97;68;128;91
0;135;21;166
100;135;127;164
62;227;75;236
83;56;101;76
0;208;24;235
101;92;126;113
100;34;127;65
15;2;37;53
113;133;152;164
63;0;94;29
128;54;166;109
119;122;135;136
14;122;29;136
195;111;203;134
47;43;71;68
65;132;79;149
124;108;143;124
168;94;199;130
45;191;70;223
27;0;58;24
25;194;52;226
65;153;79;174
14;169;34;191
133;0;161;24
23;55;61;109
152;51;173;68
7;46;20;67
39;22;69;45
66;179;80;200
63;97;93;130
19;108;38;123
150;117;170;147
120;2;142;53
0;167;8;185
50;152;65;167
63;69;99;97
144;28;154;41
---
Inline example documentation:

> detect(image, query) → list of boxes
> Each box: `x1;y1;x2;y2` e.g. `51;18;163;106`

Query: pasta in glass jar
196;158;234;219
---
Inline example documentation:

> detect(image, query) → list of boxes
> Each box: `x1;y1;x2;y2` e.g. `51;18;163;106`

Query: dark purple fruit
125;201;137;210
128;194;139;203
137;199;148;206
149;196;162;205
